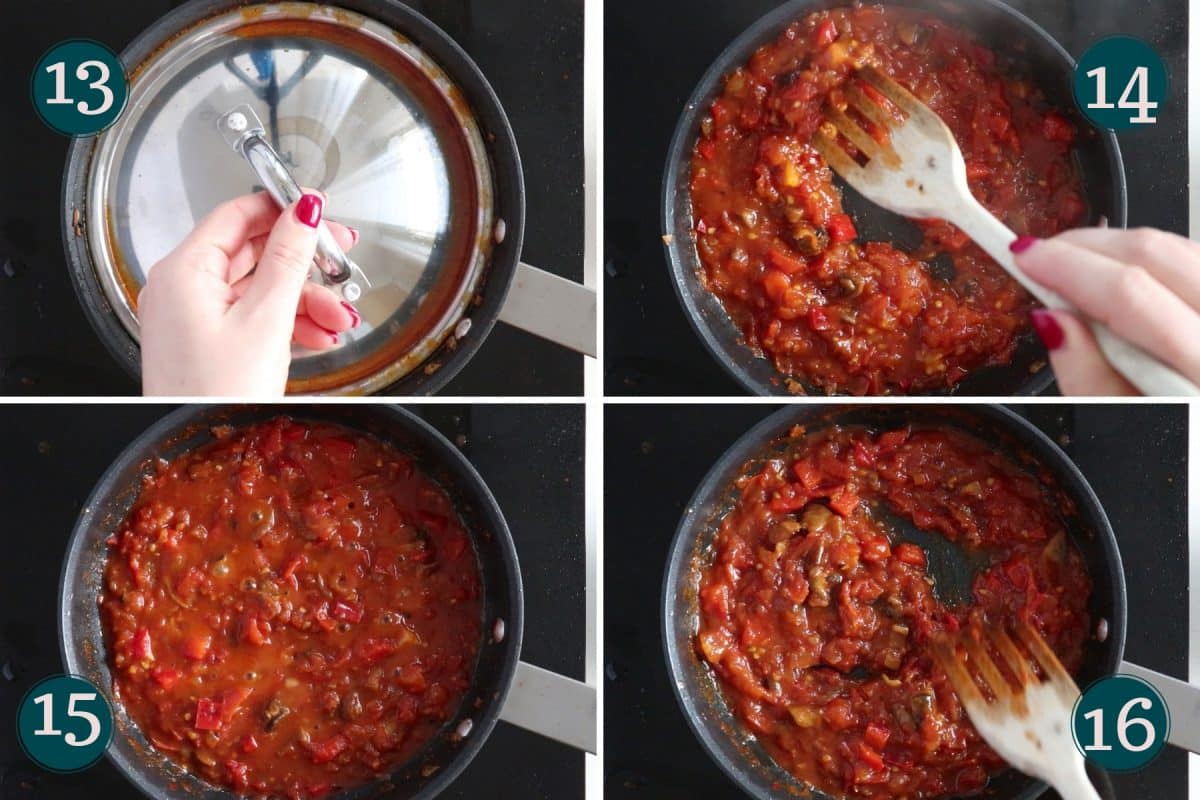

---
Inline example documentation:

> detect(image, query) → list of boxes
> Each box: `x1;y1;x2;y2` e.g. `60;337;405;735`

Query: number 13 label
1074;36;1167;130
17;675;113;772
31;39;128;136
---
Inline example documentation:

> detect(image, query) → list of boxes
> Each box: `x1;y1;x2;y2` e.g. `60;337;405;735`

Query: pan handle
499;661;596;753
498;262;597;357
1119;661;1200;753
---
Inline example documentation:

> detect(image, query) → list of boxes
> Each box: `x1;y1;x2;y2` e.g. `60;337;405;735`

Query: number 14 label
1074;36;1167;130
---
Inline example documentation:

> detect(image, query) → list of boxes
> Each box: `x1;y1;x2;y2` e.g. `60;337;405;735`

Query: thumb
233;193;324;329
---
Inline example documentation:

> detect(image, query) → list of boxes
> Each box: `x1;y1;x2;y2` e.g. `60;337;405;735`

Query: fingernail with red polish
296;194;323;228
1010;235;1038;254
349;227;360;245
1031;309;1064;350
340;301;361;328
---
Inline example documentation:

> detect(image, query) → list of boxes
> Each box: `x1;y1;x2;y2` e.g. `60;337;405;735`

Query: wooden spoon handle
950;196;1200;396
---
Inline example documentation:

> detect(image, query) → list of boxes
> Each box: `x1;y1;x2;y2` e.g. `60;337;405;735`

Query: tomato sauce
101;419;482;799
690;6;1086;394
696;425;1091;797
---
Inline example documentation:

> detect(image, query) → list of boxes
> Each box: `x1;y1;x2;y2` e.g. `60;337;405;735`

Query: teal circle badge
17;675;113;773
1074;36;1167;130
1072;674;1169;772
31;39;128;136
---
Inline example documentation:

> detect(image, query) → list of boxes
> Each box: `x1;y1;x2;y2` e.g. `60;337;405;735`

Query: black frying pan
62;0;526;396
662;0;1128;397
58;405;524;799
662;405;1128;800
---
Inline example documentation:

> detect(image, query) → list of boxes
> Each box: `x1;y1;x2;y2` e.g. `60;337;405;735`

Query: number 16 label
1074;36;1167;130
1072;674;1169;772
17;675;113;772
31;39;128;136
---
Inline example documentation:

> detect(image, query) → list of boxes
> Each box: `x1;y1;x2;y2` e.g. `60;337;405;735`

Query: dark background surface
0;0;583;397
605;403;1189;799
0;404;585;798
604;0;1190;396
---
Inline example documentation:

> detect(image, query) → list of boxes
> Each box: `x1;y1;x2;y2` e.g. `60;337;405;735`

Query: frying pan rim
659;0;1129;397
57;403;526;800
660;403;1128;800
60;0;527;397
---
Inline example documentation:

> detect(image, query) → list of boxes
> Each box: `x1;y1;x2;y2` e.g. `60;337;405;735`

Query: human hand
1011;228;1200;396
138;191;362;396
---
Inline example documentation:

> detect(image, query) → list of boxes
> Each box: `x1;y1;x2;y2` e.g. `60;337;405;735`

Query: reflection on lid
87;4;495;395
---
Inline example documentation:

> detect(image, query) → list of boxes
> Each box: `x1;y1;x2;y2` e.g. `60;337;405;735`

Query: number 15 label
17;675;113;772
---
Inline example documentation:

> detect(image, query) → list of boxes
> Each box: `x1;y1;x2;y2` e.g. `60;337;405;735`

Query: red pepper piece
225;760;250;791
826;213;857;243
332;601;364;624
813;19;837;48
130;627;154;663
194;698;222;731
767;246;808;275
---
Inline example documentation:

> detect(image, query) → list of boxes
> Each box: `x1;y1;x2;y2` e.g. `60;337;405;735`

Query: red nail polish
1031;309;1064;350
1010;235;1038;254
340;301;361;328
296;194;323;228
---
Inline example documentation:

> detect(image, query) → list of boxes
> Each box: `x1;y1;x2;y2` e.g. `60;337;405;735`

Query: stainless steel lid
86;3;495;394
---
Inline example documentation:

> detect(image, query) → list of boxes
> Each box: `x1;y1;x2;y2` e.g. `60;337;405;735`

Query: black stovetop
605;404;1188;799
0;404;585;799
0;0;583;397
604;0;1189;396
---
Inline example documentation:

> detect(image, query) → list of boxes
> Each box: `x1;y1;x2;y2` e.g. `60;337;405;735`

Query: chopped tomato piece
239;613;270;646
864;721;891;750
697;139;717;160
767;246;807;275
225;760;250;791
1042;112;1075;144
828;485;859;516
241;734;259;754
895;542;927;568
151;667;180;689
181;632;211;661
858;742;886;771
309;735;348;765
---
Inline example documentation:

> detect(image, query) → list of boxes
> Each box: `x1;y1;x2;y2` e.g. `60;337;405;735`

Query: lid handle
216;104;369;300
